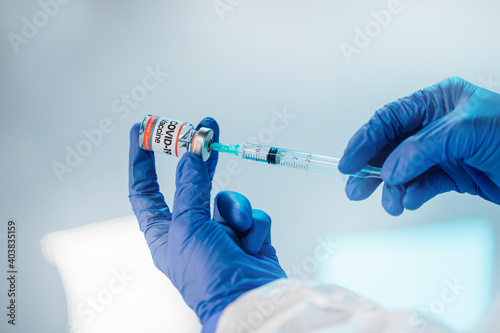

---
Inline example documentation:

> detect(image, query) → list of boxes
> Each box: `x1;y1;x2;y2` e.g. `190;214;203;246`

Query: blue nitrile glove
339;77;500;216
128;118;286;332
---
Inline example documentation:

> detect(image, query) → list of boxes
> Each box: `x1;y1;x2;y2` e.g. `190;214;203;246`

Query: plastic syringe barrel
238;143;381;179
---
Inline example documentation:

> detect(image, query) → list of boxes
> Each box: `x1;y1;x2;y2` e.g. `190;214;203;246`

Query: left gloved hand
129;118;286;332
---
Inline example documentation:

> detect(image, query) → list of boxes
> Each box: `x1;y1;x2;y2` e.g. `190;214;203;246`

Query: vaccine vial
139;114;214;161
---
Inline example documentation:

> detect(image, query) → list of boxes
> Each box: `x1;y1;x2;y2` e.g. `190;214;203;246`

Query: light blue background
1;0;500;332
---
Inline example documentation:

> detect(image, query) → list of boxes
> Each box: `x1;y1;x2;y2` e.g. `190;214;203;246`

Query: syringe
210;142;381;179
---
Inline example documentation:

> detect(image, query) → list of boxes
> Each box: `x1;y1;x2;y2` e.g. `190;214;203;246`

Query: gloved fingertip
198;116;218;127
130;122;141;136
197;117;220;140
380;156;401;185
402;169;452;210
384;204;404;216
345;181;365;201
345;177;381;201
196;117;220;179
338;155;363;175
252;209;271;229
402;192;425;211
338;155;351;174
129;123;143;151
382;184;405;216
401;182;425;210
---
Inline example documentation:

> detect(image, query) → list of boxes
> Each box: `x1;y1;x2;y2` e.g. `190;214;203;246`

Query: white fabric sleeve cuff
215;279;453;333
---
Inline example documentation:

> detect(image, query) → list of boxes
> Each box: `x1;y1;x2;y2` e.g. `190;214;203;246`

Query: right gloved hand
339;77;500;215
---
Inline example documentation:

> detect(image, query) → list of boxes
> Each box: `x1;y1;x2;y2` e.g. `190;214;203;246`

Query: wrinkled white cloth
216;279;453;333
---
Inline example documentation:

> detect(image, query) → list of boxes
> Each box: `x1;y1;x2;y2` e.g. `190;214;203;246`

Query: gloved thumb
213;191;273;255
213;191;253;232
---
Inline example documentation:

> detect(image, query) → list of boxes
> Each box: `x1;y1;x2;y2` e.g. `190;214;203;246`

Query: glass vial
139;114;213;161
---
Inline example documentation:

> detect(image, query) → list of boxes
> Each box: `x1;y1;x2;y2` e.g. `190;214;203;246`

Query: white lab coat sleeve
215;279;453;333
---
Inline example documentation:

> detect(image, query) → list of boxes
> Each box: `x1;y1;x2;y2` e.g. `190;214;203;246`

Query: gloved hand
128;118;286;332
339;77;500;216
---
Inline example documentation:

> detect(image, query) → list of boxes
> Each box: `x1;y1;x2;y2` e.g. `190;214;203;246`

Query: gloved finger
213;191;253;232
403;168;456;210
128;123;171;248
240;209;274;255
196;117;219;181
382;184;405;216
172;153;213;231
345;176;382;201
339;77;473;175
381;117;462;186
